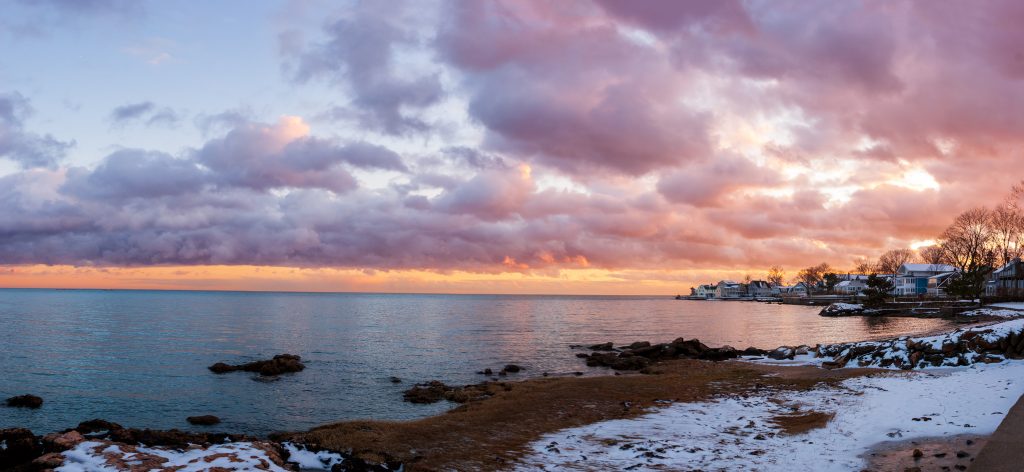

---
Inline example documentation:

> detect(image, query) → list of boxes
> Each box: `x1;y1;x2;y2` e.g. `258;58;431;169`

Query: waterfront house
747;280;773;297
927;271;959;297
893;263;958;296
695;284;716;299
778;282;809;297
715;280;743;299
835;278;867;295
987;258;1024;296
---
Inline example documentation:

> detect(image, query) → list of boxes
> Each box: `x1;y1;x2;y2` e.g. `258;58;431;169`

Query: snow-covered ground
54;439;361;471
516;362;1024;471
963;307;1024;318
988;302;1024;311
57;441;294;472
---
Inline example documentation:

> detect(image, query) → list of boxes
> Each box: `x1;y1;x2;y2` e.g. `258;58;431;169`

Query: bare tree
918;245;945;266
796;263;832;293
990;201;1024;267
853;257;875;274
766;266;785;286
938;207;995;272
877;248;915;275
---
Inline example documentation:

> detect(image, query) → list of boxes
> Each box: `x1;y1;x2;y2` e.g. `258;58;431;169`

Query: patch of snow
57;441;293;472
743;354;826;367
962;307;1024;318
989;302;1024;311
517;362;1024;471
830;303;863;310
283;442;345;470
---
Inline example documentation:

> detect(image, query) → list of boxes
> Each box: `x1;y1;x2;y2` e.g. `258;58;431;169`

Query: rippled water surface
0;289;955;435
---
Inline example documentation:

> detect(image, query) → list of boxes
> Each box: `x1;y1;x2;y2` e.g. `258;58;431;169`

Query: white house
747;280;773;297
778;282;808;297
715;280;743;299
893;263;958;296
695;284;716;299
833;274;869;295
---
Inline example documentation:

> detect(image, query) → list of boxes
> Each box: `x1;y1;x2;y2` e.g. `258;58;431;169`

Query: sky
1;0;1023;295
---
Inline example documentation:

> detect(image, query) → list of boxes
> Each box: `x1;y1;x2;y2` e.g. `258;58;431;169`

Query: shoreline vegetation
4;307;1024;471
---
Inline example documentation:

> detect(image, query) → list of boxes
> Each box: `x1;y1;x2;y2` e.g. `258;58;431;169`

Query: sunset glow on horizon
2;0;1024;294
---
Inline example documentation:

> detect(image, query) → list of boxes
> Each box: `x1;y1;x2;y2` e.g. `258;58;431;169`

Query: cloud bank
3;0;1024;282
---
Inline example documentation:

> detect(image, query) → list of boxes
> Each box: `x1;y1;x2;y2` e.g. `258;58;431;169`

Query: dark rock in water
402;381;495;404
389;376;402;384
187;415;221;426
575;353;591;358
0;428;42;470
502;364;522;373
588;342;615;351
209;354;306;376
624;341;651;350
208;362;235;374
70;419;124;435
403;381;449;404
5;394;43;409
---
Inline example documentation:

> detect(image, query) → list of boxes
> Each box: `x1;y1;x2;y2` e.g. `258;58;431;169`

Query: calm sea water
0;289;954;436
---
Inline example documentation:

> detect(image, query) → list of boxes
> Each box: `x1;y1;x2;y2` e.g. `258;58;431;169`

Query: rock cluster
577;338;767;371
816;325;1024;369
402;381;507;404
5;394;43;408
186;415;221;426
209;353;306;376
0;418;404;472
764;345;813;361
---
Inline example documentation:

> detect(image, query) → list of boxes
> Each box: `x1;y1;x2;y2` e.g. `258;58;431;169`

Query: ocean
0;289;954;436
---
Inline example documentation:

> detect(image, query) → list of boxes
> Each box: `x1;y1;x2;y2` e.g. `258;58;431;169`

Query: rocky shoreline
0;419;398;471
5;314;1024;471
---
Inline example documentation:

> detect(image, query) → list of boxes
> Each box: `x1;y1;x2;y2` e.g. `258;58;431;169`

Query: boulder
588;342;615;351
0;428;41;469
187;415;221;426
672;338;709;357
624;341;651;350
767;347;795;360
5;394;43;409
742;347;767;356
501;364;522;373
699;346;738;362
42;431;84;452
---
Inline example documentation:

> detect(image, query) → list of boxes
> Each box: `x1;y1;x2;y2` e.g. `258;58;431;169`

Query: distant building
715;280;743;299
835;278;867;295
695;284;716;299
987;258;1024;296
893;263;958;296
927;271;959;297
747;280;772;297
778;282;808;297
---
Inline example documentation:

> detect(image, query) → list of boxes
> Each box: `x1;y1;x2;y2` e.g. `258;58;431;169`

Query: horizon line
0;286;675;297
